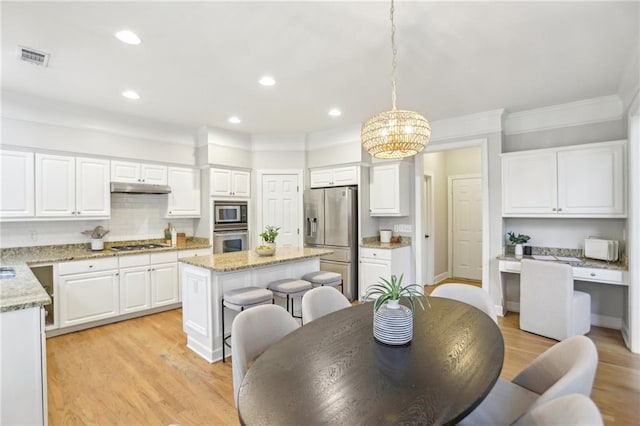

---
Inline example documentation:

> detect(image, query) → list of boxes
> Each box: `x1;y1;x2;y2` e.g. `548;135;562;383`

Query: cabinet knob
590;272;596;277
552;208;557;211
88;265;93;268
558;208;563;212
373;253;377;256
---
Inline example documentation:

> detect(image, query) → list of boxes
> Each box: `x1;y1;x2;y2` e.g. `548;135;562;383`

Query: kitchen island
180;247;332;362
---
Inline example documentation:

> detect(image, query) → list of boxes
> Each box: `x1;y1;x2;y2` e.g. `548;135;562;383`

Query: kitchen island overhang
179;247;333;363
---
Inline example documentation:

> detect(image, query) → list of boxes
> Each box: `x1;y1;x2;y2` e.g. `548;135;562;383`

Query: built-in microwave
213;200;248;231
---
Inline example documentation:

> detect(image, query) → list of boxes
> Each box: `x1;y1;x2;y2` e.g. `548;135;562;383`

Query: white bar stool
267;279;312;319
221;287;274;362
302;271;343;294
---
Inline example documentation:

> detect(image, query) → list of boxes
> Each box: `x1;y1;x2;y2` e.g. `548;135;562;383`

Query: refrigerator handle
312;218;317;235
306;218;311;237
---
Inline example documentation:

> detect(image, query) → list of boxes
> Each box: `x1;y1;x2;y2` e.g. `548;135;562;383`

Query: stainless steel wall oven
213;200;248;253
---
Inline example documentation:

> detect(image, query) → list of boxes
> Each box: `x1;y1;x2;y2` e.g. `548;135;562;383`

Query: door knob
425;234;430;238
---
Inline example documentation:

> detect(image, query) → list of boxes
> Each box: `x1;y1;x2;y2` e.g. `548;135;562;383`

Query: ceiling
2;1;638;136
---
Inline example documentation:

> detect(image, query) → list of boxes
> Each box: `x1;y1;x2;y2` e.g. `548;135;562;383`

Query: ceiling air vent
18;46;50;67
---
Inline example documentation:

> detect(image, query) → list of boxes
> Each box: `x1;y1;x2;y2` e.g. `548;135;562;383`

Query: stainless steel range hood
110;182;172;194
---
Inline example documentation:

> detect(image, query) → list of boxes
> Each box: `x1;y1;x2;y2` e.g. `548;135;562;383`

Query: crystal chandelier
361;0;431;159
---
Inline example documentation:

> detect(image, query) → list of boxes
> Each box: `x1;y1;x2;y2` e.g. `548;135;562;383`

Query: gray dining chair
513;394;604;426
231;304;300;407
301;286;351;324
459;335;598;425
430;283;497;323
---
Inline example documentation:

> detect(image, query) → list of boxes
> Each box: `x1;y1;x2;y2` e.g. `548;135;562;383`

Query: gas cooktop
110;243;170;252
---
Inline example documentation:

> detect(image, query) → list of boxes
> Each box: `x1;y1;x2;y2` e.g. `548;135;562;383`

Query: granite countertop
180;247;333;273
360;235;411;250
497;254;627;271
0;238;211;313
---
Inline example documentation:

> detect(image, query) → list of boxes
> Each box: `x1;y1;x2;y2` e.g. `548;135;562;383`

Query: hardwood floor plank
47;307;639;425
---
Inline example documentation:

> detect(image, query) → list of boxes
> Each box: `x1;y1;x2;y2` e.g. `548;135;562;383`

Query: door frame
414;138;489;292
422;173;435;285
448;174;482;280
255;169;304;247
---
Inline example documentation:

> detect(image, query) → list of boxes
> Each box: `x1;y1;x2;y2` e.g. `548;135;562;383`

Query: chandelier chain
390;0;397;110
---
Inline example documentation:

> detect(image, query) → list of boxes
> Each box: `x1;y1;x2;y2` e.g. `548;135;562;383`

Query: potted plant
364;274;428;346
507;232;530;257
256;225;280;256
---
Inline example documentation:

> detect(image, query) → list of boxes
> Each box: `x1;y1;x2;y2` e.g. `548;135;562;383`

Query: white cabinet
111;160;167;185
502;140;626;217
359;246;412;301
35;154;110;218
58;258;120;327
210;168;250;197
309;166;358;188
369;162;410;216
119;255;151;314
0;307;47;426
167;166;201;217
0;150;34;218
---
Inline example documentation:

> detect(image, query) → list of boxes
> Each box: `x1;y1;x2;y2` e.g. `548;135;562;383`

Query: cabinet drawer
58;257;118;275
150;251;178;264
178;248;211;258
499;260;521;273
360;248;392;261
573;267;624;284
119;254;150;268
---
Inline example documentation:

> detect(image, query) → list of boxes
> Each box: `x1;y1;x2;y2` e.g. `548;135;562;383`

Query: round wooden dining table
237;297;504;425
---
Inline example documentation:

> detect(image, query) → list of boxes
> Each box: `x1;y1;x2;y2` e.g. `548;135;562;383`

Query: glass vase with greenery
259;225;280;244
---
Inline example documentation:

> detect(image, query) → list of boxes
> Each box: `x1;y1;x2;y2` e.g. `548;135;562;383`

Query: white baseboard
434;272;450;284
506;301;520;312
591;314;622;330
495;304;506;317
621;321;631;348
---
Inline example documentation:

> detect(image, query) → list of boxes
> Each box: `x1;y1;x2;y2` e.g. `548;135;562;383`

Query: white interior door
452;177;482;280
261;173;300;247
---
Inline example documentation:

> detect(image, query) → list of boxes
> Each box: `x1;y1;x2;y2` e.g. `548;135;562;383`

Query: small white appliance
584;238;619;262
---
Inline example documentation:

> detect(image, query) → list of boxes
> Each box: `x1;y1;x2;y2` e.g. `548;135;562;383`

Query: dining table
237;297;505;425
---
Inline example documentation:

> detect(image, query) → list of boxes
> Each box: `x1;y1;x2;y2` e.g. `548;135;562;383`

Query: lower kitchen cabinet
359;246;411;301
151;262;179;306
120;265;151;314
0;306;47;426
58;269;120;327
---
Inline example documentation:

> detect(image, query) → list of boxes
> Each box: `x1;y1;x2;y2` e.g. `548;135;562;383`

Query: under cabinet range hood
110;182;172;194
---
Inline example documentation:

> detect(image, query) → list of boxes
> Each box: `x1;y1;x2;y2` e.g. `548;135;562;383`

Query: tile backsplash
0;193;196;248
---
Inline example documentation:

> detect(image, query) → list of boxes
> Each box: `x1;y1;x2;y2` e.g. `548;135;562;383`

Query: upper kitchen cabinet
210;168;250;197
111;160;167;185
0;150;34;218
35;154;110;218
369;162;410;216
309;166;358;188
167;166;201;217
502;140;626;218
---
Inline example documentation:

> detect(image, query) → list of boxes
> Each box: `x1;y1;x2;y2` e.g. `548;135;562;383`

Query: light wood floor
47;303;640;425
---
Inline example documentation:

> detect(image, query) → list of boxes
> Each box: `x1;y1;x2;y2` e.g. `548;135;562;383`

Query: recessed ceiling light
122;90;140;100
115;30;142;45
328;108;342;117
258;76;276;87
228;116;241;124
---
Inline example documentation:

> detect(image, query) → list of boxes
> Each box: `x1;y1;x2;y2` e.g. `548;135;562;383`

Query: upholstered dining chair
520;259;591;341
301;286;351;324
430;283;497;323
513;394;604;426
231;304;300;407
459;335;598;425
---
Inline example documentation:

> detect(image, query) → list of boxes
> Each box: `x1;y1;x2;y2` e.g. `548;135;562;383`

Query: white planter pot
515;244;523;257
373;300;413;346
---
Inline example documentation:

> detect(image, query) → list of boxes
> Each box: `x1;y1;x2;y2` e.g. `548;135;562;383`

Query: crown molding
429;109;505;142
504;95;623;135
251;133;307;152
305;123;362;151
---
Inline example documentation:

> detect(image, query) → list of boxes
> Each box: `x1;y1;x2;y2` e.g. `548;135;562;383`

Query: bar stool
267;278;312;319
221;287;274;363
302;271;343;294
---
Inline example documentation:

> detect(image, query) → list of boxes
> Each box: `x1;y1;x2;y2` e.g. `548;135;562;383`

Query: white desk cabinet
210;168;250;197
369;162;410;216
310;166;358;188
167;166;201;217
111;160;167;185
0;150;34;218
502;140;625;218
359;246;412;301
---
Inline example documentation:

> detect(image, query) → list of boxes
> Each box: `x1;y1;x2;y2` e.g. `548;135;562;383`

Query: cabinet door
151;262;179;306
359;259;390;300
167;167;201;217
557;143;625;216
141;164;168;185
332;166;358;186
35;153;75;217
502;152;557;216
0;150;34;218
110;160;141;183
120;266;151;314
210;168;232;196
76;157;110;217
310;169;333;188
231;170;251;197
370;163;409;216
58;270;119;327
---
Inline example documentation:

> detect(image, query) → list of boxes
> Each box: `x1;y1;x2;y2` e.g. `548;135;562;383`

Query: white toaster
584;238;619;261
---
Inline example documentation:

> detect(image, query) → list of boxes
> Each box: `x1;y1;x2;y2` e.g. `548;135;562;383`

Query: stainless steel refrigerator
304;186;358;301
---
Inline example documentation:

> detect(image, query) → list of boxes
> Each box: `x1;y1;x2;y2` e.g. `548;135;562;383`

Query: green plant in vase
507;231;531;257
256;225;280;255
364;274;429;313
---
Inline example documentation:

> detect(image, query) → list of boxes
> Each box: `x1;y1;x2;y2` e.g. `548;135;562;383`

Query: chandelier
361;0;431;159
